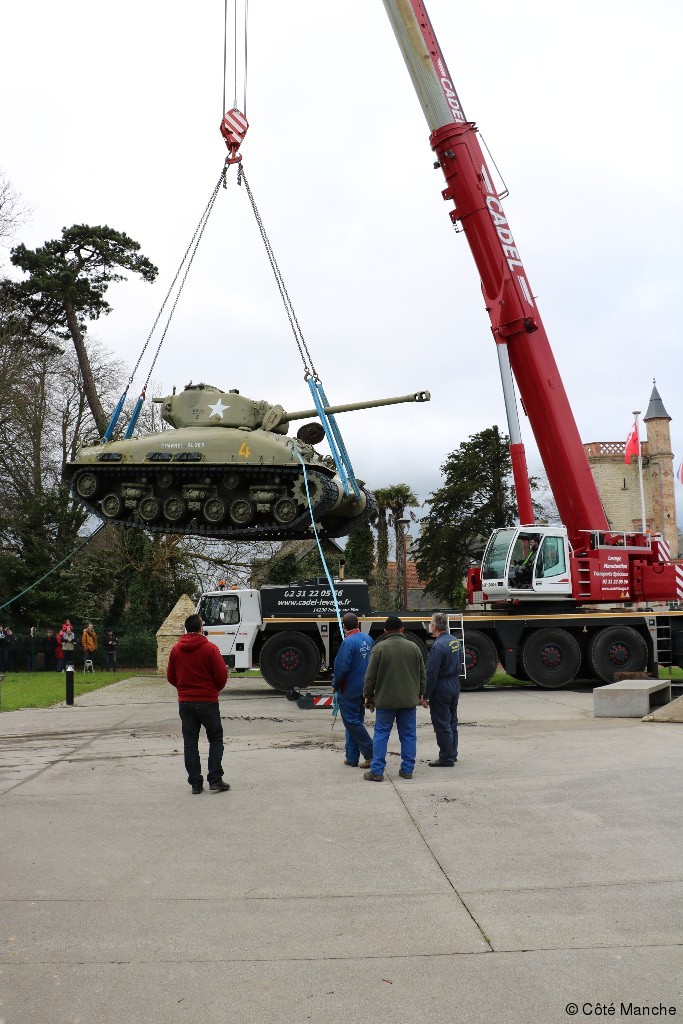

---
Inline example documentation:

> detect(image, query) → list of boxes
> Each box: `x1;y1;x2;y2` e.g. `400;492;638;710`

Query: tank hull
65;425;374;540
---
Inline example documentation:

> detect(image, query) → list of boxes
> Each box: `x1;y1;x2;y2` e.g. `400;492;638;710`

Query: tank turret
64;383;430;541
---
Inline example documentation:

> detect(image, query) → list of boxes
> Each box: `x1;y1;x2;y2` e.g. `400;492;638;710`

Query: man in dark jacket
424;612;462;767
332;612;374;769
362;616;426;781
167;614;229;794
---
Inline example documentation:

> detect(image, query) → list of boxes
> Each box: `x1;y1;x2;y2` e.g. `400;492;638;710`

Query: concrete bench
593;678;672;718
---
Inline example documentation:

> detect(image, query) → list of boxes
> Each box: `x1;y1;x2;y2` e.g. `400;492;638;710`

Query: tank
65;383;430;540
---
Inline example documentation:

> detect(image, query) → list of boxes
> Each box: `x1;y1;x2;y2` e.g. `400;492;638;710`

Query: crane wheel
259;632;321;691
462;630;498;690
589;626;648;683
521;628;581;689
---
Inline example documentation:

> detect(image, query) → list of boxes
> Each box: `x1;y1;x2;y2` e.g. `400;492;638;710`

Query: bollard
65;664;75;706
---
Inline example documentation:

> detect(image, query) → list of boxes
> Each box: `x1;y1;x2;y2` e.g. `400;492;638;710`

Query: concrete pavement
0;675;681;1023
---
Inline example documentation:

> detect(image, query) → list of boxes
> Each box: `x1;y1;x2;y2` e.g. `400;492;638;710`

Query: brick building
584;383;679;558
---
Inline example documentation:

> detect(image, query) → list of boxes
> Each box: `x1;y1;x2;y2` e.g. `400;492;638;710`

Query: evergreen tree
414;426;516;606
343;521;375;583
10;225;157;434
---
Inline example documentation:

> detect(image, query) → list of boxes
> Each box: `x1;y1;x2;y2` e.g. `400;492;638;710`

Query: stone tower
584;382;679;558
644;382;678;556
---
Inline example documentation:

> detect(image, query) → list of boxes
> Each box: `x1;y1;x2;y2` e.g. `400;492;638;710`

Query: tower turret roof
644;381;671;422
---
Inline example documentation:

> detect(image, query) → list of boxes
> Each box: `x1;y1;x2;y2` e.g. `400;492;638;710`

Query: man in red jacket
167;614;229;794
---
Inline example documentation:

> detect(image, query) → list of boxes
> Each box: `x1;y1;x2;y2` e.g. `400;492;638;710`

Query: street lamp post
398;516;411;612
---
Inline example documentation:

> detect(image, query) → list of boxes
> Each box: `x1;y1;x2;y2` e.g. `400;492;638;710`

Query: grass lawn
0;670;157;713
487;665;683;688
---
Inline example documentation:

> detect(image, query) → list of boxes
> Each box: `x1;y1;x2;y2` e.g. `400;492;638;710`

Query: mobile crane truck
202;1;683;692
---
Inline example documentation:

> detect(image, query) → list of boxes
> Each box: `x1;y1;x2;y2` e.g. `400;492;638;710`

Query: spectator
362;616;426;782
5;627;19;672
332;612;374;769
424;612;462;767
43;630;57;672
60;621;76;667
55;628;65;672
81;623;98;668
0;625;6;672
104;629;118;672
167;614;229;794
26;626;38;672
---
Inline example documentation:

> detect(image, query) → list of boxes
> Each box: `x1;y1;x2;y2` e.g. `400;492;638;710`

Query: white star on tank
208;398;229;419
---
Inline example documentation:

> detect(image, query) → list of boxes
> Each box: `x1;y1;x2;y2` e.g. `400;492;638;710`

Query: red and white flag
624;423;639;464
677;460;683;485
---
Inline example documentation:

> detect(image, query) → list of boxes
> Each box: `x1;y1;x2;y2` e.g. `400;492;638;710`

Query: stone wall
155;594;197;675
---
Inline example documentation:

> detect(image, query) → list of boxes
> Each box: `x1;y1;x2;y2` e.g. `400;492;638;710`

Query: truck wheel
589;626;648;683
462;630;498;690
259;632;321;691
521;628;581;689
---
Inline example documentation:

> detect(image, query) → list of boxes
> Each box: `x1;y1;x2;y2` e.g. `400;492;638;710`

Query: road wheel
589;626;648;683
101;492;123;519
138;496;161;523
164;496;187;523
521;628;581;689
74;471;99;499
203;498;226;524
462;630;498;690
229;497;256;525
259;632;321;691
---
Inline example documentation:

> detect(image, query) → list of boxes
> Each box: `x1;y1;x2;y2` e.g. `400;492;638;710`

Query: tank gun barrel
284;390;430;423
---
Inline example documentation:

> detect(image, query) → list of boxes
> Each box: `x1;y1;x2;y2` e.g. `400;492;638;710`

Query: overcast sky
2;0;681;526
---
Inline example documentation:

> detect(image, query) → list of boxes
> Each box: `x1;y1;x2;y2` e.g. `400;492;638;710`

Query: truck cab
198;587;262;670
480;526;573;602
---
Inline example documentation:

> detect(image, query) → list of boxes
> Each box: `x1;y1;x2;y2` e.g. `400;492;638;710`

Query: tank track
322;486;377;538
70;464;342;541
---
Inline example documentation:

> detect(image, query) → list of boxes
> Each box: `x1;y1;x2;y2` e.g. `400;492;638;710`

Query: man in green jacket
362;616;426;781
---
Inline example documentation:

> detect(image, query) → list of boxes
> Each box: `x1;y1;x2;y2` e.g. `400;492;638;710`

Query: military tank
65;383;430;540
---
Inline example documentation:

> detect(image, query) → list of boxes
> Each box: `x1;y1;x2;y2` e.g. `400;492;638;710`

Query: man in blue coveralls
332;612;375;769
424;611;462;767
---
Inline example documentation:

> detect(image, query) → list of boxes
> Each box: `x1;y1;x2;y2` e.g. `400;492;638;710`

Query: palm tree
372;488;392;610
385;484;419;611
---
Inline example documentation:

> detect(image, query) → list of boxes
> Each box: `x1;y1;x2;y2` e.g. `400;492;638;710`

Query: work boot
359;757;372;769
209;781;231;792
399;769;413;779
428;760;455;768
343;759;359;767
363;771;384;782
191;783;203;795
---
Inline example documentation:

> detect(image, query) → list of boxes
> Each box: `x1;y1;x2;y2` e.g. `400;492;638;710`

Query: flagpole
633;410;647;534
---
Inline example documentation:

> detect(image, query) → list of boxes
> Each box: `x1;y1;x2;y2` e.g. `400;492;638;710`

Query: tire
589;626;648;683
259;632;321;691
521;628;581;689
138;496;161;523
462;630;498;690
373;630;428;664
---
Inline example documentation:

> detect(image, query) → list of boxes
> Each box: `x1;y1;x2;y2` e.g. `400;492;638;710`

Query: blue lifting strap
306;378;360;500
124;393;146;439
102;392;128;442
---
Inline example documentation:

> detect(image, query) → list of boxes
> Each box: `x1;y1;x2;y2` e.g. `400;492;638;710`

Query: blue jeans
178;702;224;787
339;695;373;764
371;707;417;777
429;691;459;764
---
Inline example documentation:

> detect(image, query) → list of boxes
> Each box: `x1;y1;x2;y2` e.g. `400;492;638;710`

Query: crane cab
479;526;573;602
